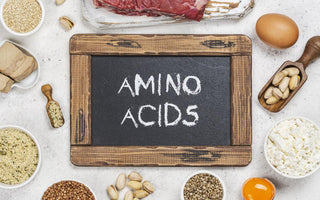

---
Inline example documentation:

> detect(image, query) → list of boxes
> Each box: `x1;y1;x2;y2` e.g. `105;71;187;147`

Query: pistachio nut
128;172;143;182
124;190;134;200
289;75;300;90
55;0;66;5
282;88;290;99
115;173;126;191
127;181;142;190
283;67;300;76
279;77;290;92
59;16;74;31
107;185;119;200
272;88;283;99
264;86;274;99
272;72;286;86
133;190;149;199
266;96;279;105
142;181;154;194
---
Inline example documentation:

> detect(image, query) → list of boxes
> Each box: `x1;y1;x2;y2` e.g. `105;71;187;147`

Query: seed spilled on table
184;173;224;200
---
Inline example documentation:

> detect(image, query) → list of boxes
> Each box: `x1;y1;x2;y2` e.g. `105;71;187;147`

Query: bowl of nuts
0;0;45;36
181;170;226;200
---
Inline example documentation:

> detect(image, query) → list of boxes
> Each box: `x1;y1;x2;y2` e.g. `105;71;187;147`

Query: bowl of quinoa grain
181;171;226;200
0;0;45;36
0;125;41;189
42;180;96;200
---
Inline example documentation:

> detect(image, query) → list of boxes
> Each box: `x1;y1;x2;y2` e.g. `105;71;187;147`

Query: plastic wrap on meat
93;0;209;21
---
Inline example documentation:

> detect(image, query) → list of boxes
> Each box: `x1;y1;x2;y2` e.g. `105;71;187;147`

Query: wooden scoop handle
297;36;320;68
41;84;53;101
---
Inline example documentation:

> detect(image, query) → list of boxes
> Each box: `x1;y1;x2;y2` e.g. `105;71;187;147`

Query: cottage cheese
266;118;320;177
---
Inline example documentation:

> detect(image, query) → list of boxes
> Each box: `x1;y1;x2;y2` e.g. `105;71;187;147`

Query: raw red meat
93;0;209;21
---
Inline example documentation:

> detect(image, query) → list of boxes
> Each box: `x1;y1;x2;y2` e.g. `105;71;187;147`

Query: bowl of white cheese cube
264;117;320;178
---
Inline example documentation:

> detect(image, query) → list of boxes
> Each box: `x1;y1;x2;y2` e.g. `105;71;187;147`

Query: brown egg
256;13;299;49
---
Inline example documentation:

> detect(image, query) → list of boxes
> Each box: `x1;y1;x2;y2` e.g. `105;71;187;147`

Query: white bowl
264;117;320;179
42;180;97;200
0;125;41;189
0;40;40;90
181;170;226;200
0;0;45;36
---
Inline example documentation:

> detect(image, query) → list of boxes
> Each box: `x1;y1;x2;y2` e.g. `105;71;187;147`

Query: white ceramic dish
0;40;40;90
264;117;320;179
0;125;41;189
181;170;226;200
0;0;45;36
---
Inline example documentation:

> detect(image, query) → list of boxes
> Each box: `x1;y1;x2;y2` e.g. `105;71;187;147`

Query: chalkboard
70;34;252;167
91;56;231;146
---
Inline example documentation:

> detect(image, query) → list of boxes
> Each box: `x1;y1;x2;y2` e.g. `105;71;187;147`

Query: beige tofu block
0;41;38;82
0;42;26;75
10;55;37;82
0;73;14;93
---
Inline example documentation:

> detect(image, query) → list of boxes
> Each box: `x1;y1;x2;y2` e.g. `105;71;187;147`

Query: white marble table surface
1;0;320;199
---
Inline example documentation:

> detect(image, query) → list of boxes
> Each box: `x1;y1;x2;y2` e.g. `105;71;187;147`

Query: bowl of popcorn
0;0;45;36
264;117;320;179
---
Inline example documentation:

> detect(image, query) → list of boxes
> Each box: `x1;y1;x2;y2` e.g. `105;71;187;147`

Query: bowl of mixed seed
0;125;41;189
181;171;226;200
0;0;45;36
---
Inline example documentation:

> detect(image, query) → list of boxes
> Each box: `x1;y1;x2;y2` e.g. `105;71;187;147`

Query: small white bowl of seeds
0;125;41;189
0;0;45;36
181;171;226;200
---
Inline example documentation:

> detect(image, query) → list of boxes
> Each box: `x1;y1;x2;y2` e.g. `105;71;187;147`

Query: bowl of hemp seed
0;125;41;189
0;0;45;36
182;171;226;200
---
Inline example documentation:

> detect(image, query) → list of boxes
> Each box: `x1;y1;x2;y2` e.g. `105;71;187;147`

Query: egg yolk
242;178;275;200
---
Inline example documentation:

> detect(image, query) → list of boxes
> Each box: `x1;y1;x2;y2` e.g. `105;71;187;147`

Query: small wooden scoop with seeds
41;84;65;128
258;36;320;112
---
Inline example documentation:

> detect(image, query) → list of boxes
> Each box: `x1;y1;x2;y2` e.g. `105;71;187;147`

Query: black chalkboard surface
70;34;252;167
91;56;231;146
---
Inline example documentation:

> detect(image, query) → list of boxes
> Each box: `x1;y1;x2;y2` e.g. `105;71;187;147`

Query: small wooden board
70;34;252;167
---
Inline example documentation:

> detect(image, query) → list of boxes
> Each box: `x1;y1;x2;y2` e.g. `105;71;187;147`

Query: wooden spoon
41;84;65;128
258;36;320;112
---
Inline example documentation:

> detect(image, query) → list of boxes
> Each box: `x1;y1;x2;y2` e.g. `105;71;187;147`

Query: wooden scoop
258;36;320;112
41;84;65;128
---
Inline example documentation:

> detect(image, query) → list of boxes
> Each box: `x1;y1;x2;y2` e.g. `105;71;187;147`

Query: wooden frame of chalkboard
70;34;252;167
